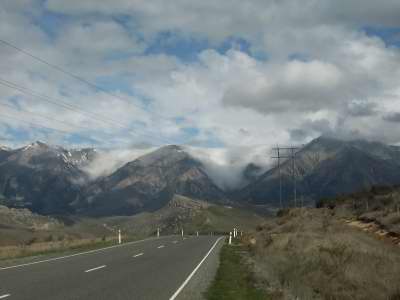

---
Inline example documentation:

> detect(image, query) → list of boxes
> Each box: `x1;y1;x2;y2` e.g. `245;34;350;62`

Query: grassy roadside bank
206;241;269;300
0;235;144;263
245;208;400;300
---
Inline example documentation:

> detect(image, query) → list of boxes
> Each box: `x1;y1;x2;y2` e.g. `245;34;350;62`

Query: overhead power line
0;38;178;145
0;78;173;145
0;38;170;122
0;77;127;129
0;101;95;133
0;112;78;136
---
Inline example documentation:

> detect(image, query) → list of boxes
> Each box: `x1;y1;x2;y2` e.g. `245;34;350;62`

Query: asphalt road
0;235;224;300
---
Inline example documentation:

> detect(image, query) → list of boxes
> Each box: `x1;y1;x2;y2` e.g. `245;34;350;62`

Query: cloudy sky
1;0;400;152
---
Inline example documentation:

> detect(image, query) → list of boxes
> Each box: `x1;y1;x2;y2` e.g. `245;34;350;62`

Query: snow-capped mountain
0;142;97;214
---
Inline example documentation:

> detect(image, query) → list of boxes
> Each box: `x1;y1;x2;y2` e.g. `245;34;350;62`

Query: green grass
206;242;268;300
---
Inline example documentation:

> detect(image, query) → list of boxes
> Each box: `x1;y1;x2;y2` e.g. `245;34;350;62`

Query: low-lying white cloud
82;147;156;178
184;145;272;190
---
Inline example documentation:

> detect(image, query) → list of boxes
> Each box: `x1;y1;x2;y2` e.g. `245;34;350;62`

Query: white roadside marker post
157;227;160;238
181;228;184;238
196;231;199;237
229;232;232;245
118;229;122;245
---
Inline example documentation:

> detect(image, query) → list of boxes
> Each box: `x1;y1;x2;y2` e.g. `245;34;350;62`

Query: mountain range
79;145;228;216
238;136;400;206
1;136;400;216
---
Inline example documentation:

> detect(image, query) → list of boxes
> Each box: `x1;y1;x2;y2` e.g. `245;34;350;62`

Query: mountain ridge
237;136;400;206
2;137;400;216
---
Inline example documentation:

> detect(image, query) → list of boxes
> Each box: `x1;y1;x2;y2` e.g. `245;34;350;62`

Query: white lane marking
169;237;224;300
183;238;187;240
85;265;106;273
0;236;170;271
0;294;10;299
172;241;178;244
157;245;165;249
133;253;144;258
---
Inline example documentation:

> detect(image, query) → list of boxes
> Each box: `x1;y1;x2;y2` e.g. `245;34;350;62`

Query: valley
2;137;400;299
2;136;400;253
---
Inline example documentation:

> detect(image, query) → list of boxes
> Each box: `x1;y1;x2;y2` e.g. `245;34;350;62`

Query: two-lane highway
0;235;224;300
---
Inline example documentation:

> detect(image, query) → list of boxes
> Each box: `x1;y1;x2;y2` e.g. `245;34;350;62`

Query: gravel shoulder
176;237;225;300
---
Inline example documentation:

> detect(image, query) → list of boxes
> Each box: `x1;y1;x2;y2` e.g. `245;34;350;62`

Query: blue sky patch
145;31;210;62
363;26;400;48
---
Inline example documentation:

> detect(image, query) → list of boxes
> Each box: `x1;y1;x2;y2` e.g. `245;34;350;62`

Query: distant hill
237;136;400;206
80;145;228;216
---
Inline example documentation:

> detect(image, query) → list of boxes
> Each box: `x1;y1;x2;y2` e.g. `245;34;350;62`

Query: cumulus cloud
222;60;344;114
1;0;400;153
346;100;379;117
383;113;400;123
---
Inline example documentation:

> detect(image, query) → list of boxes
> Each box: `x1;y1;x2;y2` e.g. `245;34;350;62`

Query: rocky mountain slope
0;142;97;214
238;137;400;206
3;137;400;216
80;145;228;216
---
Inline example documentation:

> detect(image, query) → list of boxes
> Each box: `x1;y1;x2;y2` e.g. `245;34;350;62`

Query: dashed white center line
0;294;10;299
85;265;106;273
172;240;178;244
157;245;165;249
133;253;144;258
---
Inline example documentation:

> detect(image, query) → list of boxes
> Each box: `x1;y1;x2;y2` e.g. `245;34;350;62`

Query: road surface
0;235;224;300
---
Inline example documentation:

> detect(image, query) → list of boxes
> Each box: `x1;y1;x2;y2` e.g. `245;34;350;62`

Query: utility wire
0;78;173;145
0;38;170;122
0;77;127;129
0;101;95;133
0;112;77;136
0;39;178;145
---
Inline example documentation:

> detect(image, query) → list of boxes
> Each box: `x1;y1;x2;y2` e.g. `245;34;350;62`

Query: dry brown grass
0;236;114;260
245;208;400;300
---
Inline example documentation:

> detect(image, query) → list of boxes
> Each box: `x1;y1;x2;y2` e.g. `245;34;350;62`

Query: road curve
0;235;224;300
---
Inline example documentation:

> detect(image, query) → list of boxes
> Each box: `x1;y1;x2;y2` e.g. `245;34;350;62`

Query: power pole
272;146;300;208
291;147;297;207
278;147;282;209
272;146;283;209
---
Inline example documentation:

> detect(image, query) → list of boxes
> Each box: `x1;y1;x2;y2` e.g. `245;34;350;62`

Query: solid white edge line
0;294;10;299
169;237;224;300
85;265;106;273
0;236;173;271
133;253;144;258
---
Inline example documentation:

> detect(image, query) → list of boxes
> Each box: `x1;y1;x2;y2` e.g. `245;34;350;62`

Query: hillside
0;142;96;214
243;207;400;299
97;194;265;237
0;195;265;260
318;185;400;237
238;137;400;206
0;205;62;246
80;145;228;216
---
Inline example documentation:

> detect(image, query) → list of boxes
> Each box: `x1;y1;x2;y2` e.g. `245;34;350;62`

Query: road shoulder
175;237;224;300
